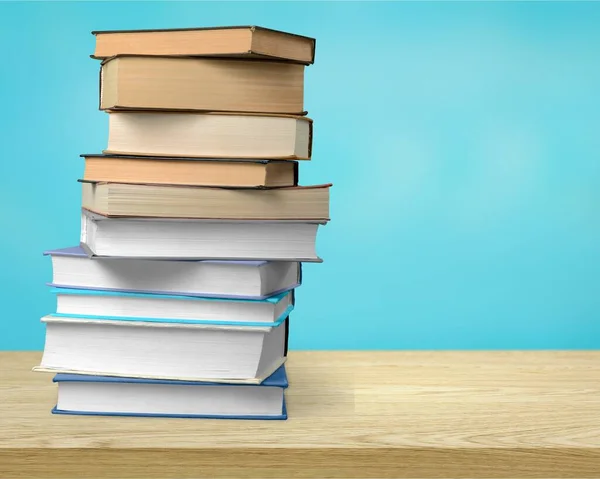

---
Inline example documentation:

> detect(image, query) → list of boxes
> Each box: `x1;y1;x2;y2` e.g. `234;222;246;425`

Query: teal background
1;1;599;350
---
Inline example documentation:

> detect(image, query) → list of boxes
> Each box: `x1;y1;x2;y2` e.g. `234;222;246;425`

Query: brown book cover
99;55;305;115
92;26;316;65
81;154;299;188
80;182;332;220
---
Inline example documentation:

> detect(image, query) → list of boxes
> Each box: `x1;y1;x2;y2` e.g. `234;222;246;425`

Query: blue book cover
49;286;289;304
51;400;287;420
48;287;294;328
44;246;301;300
52;365;288;420
45;246;268;265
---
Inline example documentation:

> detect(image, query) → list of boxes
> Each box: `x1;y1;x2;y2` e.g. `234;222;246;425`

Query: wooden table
1;351;599;478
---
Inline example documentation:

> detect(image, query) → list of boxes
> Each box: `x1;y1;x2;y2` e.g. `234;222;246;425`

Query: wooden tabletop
1;351;599;478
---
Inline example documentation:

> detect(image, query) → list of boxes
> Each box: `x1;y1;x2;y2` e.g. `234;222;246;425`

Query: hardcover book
36;315;289;383
52;364;288;419
45;246;302;300
81;181;331;220
50;287;294;326
104;112;312;159
100;56;305;114
80;210;326;261
81;155;299;188
92;25;315;64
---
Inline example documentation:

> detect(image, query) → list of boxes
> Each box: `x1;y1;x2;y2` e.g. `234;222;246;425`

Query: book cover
51;400;287;420
53;363;288;388
49;287;294;327
44;246;303;300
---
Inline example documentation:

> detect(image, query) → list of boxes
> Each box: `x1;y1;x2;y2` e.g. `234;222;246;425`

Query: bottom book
52;365;288;420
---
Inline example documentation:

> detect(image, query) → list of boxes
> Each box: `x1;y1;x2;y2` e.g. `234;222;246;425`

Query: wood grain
1;351;600;478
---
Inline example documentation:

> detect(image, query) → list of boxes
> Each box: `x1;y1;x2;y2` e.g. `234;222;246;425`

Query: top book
92;26;316;65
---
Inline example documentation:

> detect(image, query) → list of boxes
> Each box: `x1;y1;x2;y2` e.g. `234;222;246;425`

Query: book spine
283;315;289;357
283;289;296;357
293;161;299;186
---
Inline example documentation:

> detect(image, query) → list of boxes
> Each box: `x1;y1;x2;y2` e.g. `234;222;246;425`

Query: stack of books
34;26;330;420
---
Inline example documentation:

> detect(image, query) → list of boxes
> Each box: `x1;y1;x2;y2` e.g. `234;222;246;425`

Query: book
100;56;304;114
51;287;294;325
44;246;301;299
104;112;312;159
52;365;288;419
35;25;326;421
81;181;331;220
36;315;288;382
92;25;315;65
81;155;298;188
80;210;325;261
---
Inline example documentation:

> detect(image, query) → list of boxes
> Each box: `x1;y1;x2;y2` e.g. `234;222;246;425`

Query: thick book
100;56;304;114
104;112;312;160
50;287;294;326
35;315;288;382
52;365;288;420
81;155;298;188
44;246;301;299
81;181;331;220
92;25;315;65
80;210;325;261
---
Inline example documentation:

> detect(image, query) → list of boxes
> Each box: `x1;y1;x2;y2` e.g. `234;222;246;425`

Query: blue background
1;1;599;350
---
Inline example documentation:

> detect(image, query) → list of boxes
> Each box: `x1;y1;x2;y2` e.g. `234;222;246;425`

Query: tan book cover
82;155;298;188
92;26;316;65
100;56;305;114
81;182;331;220
104;112;312;160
